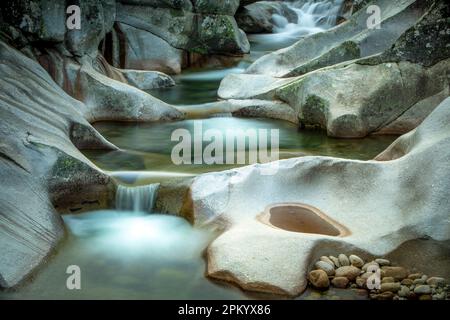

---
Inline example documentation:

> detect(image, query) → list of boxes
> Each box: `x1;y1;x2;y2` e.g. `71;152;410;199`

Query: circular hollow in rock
258;203;350;237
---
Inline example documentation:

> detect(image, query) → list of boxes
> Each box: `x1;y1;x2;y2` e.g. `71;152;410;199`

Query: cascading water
115;183;160;213
275;0;346;34
250;0;345;50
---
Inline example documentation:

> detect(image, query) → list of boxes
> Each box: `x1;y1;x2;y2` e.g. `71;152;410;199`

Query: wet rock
349;255;364;268
414;285;432;295
413;278;426;285
380;282;401;293
335;266;360;281
419;294;432;300
331;277;349;289
309;270;330;289
381;267;409;281
338;254;350;267
315;261;335;276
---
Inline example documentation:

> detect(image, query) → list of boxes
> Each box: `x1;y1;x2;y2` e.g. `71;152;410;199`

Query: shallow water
0;211;368;300
84;118;396;185
3;1;385;300
1;211;245;299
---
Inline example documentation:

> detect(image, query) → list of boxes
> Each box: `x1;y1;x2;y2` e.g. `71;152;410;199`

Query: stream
2;1;394;300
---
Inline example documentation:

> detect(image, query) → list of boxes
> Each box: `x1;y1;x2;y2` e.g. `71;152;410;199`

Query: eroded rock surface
173;98;450;296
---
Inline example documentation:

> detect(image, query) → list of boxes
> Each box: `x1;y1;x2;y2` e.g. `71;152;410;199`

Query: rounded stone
408;273;422;280
320;256;336;268
335;266;361;281
401;278;414;286
338;254;350;266
375;258;390;266
380;282;401;293
331;276;349;288
349;254;364;268
381;266;409;281
398;285;410;297
315;261;335;276
329;256;341;268
427;277;446;287
414;285;432;295
381;277;395;284
309;270;330;289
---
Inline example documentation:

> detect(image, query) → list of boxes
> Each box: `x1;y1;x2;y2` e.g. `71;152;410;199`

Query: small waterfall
115;184;160;213
273;0;345;36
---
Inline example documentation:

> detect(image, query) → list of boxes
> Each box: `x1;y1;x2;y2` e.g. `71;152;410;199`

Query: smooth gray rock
0;41;115;288
244;0;431;77
315;261;335;276
174;98;450;296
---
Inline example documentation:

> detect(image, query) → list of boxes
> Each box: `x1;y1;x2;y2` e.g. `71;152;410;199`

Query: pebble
362;261;379;272
413;278;425;285
414;285;432;295
380;282;401;293
401;278;414;286
331;277;349;289
315;261;335;276
377;291;395;300
419;294;432;300
329;256;341;268
381;266;409;281
309;270;330;289
349;255;364;268
408;273;422;280
375;258;391;266
381;277;395;284
427;277;446;287
338;254;350;266
335;266;361;281
355;277;367;288
398;286;410;298
320;256;335;268
432;292;446;300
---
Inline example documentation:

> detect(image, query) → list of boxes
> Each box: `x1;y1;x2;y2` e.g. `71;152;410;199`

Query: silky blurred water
1;1;380;300
83;118;396;185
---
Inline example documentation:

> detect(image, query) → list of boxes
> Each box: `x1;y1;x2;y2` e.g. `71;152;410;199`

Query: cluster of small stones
308;254;449;300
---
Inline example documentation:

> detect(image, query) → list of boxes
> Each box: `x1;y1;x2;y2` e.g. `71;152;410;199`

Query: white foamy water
115;183;159;212
250;0;344;47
